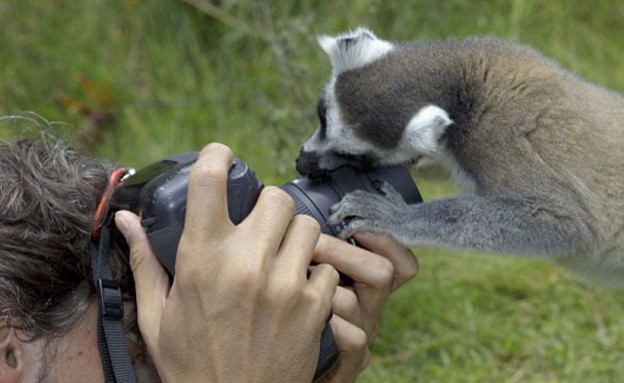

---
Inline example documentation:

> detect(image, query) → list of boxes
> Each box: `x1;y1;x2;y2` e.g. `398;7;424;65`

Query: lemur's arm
328;183;590;258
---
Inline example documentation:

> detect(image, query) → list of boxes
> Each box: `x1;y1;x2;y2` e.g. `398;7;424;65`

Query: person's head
0;130;155;382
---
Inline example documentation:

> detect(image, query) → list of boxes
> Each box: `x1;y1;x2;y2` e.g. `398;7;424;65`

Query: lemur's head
296;27;454;177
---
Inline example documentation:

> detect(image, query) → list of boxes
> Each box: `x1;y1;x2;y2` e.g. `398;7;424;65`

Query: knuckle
406;251;419;277
262;186;295;213
317;263;340;286
234;264;266;294
173;260;204;288
182;266;206;285
343;290;359;317
303;265;339;317
199;142;233;159
190;160;229;188
334;288;359;320
267;275;303;304
393;250;419;290
303;288;325;313
217;259;267;298
345;326;368;351
402;260;419;281
173;246;209;281
292;214;321;236
190;143;233;187
174;246;268;295
370;257;395;290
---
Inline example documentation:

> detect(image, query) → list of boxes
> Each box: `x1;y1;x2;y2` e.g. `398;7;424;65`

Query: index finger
184;143;234;238
353;232;418;291
313;234;394;290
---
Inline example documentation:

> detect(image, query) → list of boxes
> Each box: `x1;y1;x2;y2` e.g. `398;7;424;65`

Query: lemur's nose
295;147;321;176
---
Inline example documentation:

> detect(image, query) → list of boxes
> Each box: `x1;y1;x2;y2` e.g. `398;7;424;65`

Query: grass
2;0;624;381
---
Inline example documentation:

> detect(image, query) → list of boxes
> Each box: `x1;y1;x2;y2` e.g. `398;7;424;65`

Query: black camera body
111;152;263;275
110;152;422;381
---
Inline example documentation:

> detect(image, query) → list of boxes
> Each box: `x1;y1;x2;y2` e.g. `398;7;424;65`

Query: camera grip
144;220;184;276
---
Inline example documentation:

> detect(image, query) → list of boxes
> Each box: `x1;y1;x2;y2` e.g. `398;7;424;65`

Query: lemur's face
296;28;453;177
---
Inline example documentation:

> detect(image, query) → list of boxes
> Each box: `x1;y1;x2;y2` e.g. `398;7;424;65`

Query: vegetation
2;1;624;381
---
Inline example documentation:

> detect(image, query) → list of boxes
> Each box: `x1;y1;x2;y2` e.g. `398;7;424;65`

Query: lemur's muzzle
296;147;322;176
297;147;376;177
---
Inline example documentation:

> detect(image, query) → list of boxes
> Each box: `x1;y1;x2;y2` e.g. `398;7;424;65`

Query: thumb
115;210;169;346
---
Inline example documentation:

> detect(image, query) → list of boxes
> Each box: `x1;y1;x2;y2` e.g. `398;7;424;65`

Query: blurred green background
2;1;624;382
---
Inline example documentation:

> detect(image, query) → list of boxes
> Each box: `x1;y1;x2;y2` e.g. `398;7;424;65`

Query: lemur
295;28;624;287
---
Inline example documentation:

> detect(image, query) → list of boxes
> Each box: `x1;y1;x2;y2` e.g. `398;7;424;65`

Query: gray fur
298;29;624;287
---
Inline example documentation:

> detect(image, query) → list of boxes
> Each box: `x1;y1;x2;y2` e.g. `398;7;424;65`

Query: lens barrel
281;165;422;238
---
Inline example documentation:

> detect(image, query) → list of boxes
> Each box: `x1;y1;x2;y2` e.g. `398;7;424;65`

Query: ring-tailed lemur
296;28;624;286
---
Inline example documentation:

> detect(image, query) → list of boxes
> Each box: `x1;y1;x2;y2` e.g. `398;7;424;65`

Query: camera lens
280;165;422;239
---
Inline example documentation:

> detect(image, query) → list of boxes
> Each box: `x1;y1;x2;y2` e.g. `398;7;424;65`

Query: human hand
313;232;418;383
115;143;339;383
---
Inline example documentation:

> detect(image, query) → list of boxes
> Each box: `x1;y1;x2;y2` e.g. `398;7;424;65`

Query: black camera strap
90;214;137;383
90;167;137;383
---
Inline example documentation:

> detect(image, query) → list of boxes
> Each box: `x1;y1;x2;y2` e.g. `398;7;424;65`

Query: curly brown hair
0;130;132;340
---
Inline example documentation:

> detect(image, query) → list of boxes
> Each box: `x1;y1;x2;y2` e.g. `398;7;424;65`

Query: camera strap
91;168;137;383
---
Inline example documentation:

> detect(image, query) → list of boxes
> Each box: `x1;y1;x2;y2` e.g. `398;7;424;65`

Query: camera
109;151;422;381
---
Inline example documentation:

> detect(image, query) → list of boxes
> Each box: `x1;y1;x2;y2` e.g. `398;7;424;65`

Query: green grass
3;1;624;381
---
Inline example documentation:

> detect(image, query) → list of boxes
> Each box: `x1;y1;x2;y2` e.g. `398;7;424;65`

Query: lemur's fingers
328;206;350;227
329;187;403;231
329;201;365;226
329;190;380;226
341;218;375;239
377;181;404;204
331;191;370;214
337;227;352;240
329;197;358;226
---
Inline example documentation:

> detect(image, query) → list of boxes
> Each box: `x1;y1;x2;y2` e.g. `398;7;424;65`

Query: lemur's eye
317;99;327;140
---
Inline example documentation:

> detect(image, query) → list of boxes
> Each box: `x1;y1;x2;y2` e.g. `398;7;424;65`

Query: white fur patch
318;27;394;75
401;105;478;192
302;95;371;157
401;105;453;156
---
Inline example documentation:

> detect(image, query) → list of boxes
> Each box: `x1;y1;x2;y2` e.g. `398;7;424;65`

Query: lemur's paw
334;218;376;240
328;190;371;226
328;182;407;238
373;180;404;204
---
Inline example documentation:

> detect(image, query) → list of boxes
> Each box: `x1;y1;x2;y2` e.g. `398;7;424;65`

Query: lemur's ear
318;27;394;75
